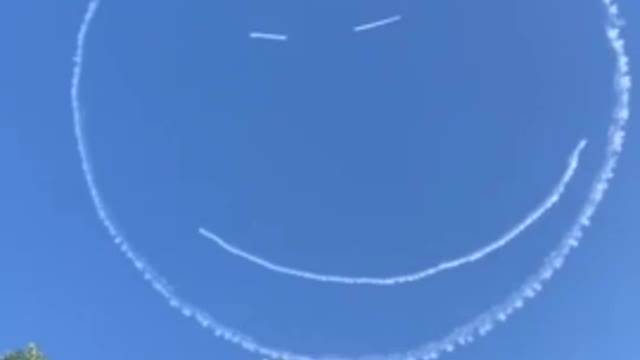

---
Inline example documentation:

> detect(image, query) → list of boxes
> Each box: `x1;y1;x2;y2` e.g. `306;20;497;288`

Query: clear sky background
1;0;639;359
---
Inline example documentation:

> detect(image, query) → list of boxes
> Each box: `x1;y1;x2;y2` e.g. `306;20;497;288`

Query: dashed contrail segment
72;0;630;359
354;15;402;33
199;139;587;286
250;32;289;41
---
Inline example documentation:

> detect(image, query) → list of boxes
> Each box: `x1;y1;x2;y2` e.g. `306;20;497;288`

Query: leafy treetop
1;344;47;360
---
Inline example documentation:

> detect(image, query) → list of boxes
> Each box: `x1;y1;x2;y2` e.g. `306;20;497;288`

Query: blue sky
1;0;639;359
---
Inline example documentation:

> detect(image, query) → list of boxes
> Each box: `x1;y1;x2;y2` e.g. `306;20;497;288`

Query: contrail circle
71;1;631;359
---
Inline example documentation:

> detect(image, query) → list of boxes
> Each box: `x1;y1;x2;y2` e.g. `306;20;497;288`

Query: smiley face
192;4;587;287
71;1;631;359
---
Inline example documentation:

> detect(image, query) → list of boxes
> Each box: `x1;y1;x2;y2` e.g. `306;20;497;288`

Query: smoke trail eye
353;15;402;33
250;32;289;41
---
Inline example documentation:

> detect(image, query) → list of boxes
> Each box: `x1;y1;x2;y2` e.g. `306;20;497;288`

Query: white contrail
250;32;289;41
354;15;403;33
199;139;587;286
72;1;630;359
71;2;303;359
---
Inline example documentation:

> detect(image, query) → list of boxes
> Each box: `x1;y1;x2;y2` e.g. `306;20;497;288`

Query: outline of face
70;1;631;360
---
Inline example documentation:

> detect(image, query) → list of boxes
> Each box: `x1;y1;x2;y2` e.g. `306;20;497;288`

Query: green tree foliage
1;344;47;360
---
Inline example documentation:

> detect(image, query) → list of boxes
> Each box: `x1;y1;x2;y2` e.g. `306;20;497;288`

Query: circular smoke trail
70;1;631;359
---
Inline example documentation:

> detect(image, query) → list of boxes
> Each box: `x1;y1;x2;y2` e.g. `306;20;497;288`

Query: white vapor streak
72;0;630;359
354;15;403;32
250;32;289;41
72;2;303;359
199;139;587;286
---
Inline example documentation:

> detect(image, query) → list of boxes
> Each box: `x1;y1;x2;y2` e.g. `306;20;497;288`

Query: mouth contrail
72;0;630;359
199;139;587;286
354;15;402;33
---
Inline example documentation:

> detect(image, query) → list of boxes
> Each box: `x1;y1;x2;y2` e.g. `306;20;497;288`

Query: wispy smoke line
250;32;289;41
71;2;303;359
71;0;630;359
199;139;587;286
354;15;403;33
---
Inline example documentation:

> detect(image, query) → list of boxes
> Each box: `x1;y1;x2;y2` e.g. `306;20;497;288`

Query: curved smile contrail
71;1;631;359
199;139;587;286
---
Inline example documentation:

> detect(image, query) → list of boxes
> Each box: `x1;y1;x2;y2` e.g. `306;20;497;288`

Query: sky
1;0;639;359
